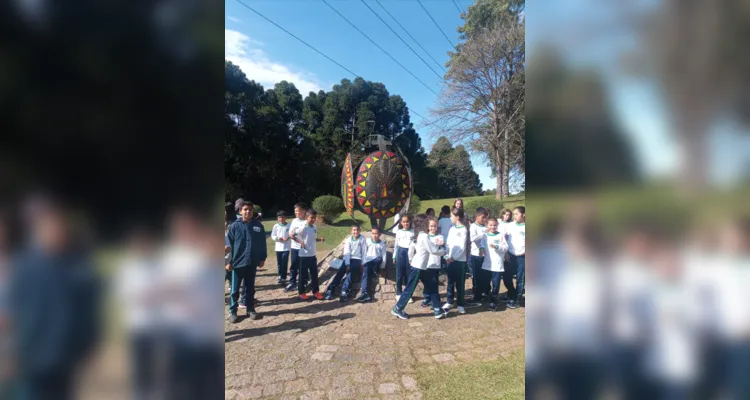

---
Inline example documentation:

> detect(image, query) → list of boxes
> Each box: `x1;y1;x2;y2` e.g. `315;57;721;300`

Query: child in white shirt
419;217;447;308
469;208;489;304
442;207;470;314
325;225;366;301
476;218;509;310
357;228;387;303
393;215;414;302
286;203;310;292
270;210;291;284
503;206;525;309
291;209;325;300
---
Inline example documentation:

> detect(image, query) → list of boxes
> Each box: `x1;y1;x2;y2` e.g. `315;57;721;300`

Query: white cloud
225;29;326;95
227;16;242;23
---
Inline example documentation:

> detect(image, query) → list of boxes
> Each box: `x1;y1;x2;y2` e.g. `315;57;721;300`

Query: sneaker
507;300;518;309
499;295;509;303
489;302;497;311
324;291;334;301
339;295;347;303
239;304;247;309
391;307;409;320
247;310;259;320
229;313;239;323
420;300;431;308
465;301;482;308
276;277;282;284
434;309;448;319
442;303;454;311
356;293;372;303
284;283;297;292
313;292;324;300
457;306;466;314
299;294;311;300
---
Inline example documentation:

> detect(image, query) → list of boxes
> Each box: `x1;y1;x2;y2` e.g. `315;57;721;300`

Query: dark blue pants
470;256;484;296
445;261;467;306
395;247;409;295
229;266;256;313
504;254;525;302
473;267;491;302
276;251;289;280
360;257;382;295
489;271;502;300
226;269;247;306
298;256;319;294
327;259;362;296
289;248;309;286
396;267;441;311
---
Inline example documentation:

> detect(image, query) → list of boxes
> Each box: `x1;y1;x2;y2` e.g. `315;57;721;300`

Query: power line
321;0;438;96
235;0;359;78
234;0;433;125
416;0;456;48
374;0;446;73
452;0;463;14
360;0;443;80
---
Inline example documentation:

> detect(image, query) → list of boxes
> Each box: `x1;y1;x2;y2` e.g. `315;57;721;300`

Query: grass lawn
261;194;527;255
415;348;525;400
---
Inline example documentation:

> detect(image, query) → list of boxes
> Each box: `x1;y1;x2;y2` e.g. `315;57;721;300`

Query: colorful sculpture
341;135;412;231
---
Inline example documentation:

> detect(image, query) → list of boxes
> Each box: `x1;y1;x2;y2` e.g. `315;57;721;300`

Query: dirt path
225;252;525;400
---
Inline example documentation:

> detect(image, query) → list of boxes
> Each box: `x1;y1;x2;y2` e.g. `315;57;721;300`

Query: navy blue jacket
225;218;267;268
10;245;100;376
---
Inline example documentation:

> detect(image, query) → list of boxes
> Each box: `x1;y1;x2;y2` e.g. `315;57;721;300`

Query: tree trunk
678;130;709;195
495;147;503;200
502;123;511;198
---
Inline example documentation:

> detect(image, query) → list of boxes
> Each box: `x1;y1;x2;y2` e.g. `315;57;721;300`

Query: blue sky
225;0;499;190
527;0;750;185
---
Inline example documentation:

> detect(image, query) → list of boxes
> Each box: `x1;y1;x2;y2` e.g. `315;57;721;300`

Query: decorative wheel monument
341;135;413;231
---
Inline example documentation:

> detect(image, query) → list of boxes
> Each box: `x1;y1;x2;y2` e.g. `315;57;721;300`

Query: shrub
313;195;345;224
463;197;505;220
406;195;421;216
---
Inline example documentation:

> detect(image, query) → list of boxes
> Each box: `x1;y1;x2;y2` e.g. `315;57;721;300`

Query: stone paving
225;250;525;400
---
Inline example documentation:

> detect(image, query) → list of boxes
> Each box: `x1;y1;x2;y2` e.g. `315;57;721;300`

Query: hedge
463;197;506;220
313;195;345;224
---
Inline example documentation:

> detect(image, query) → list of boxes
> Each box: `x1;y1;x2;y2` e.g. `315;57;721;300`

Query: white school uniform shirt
394;227;414;250
294;223;318;257
427;234;445;269
271;222;291;252
506;222;525;256
411;232;446;270
117;255;162;333
343;235;366;265
438;217;453;242
445;225;468;262
363;239;387;271
481;232;508;272
289;218;307;250
407;241;417;264
469;223;487;256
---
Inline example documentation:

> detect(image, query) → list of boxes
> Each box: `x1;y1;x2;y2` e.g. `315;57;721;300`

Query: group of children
389;203;526;320
224;197;525;323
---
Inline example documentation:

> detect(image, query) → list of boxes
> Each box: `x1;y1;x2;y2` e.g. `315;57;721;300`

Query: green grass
261;195;526;255
415;348;525;400
420;194;526;214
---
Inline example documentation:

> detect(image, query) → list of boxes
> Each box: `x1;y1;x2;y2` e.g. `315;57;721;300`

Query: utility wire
416;0;456;48
235;0;432;124
321;0;438;96
360;0;443;80
374;0;446;73
235;0;359;78
452;0;463;14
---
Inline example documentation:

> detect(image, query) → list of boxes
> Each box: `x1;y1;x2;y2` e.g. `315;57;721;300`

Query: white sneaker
395;295;401;302
457;306;466;314
442;303;453;310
